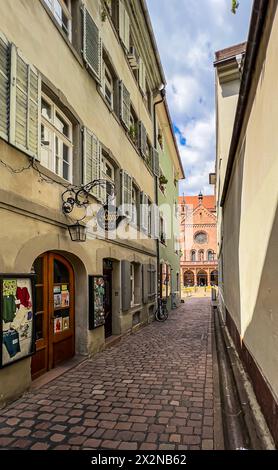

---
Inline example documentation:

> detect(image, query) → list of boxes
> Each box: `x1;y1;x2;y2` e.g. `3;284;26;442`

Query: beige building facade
215;0;278;445
0;0;183;406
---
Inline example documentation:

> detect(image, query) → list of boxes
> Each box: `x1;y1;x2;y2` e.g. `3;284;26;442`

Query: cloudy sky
146;0;253;196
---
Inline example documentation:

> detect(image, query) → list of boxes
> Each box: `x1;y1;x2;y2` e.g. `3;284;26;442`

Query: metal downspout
153;92;166;296
214;307;250;449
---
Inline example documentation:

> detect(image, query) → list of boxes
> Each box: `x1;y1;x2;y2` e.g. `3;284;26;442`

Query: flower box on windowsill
159;175;168;185
159;175;168;194
129;125;137;146
160;233;166;245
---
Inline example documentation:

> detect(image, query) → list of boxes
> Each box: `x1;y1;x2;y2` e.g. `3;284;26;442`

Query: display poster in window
54;293;62;308
61;290;69;307
0;275;36;368
54;317;62;334
62;316;70;330
161;264;168;298
89;276;106;330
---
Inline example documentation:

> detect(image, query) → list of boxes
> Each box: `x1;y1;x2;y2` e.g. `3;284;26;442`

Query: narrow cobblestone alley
0;299;221;450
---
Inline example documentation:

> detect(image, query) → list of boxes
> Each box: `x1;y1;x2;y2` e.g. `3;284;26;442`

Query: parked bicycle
155;297;169;322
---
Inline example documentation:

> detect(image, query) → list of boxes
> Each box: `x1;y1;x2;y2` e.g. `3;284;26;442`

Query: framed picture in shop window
0;274;36;368
88;275;106;330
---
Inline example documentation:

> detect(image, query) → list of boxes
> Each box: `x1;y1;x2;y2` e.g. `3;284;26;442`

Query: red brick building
179;193;218;286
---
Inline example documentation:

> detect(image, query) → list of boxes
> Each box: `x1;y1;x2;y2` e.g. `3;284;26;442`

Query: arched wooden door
31;253;75;379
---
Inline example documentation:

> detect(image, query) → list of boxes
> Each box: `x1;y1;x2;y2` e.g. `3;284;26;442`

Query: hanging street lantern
68;222;87;242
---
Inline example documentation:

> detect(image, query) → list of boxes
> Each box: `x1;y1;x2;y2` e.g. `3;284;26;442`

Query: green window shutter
83;6;102;81
138;57;146;94
0;32;10;141
121;169;132;216
119;81;130;129
151;203;159;239
138;121;147;158
124;8;130;52
99;144;106;204
121;260;131;311
142;264;148;304
140;192;148;233
152;147;159;177
149;264;156;298
83;127;101;199
119;0;130;51
10;45;40;159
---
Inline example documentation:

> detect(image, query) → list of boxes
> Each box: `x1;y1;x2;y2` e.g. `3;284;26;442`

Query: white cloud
167;75;201;117
146;0;252;196
180;160;215;196
177;114;215;195
181;113;215;154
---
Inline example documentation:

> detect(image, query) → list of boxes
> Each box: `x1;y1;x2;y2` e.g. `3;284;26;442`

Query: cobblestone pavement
0;298;217;450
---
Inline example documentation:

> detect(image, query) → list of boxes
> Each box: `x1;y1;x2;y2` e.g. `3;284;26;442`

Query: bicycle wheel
155;307;168;322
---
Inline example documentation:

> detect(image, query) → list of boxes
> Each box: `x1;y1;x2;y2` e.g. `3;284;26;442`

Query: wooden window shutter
142;264;149;304
152;147;159;177
140;192;148;233
119;81;130;129
0;33;10;141
138;57;146;94
138;121;147;158
121;169;132;216
121;260;131;311
83;127;101;199
118;0;130;51
99;145;107;204
10;45;41;159
149;263;156;298
151;203;159;239
82;6;102;82
124;9;130;52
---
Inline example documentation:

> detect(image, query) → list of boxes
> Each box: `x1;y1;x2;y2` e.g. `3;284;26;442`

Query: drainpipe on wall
153;87;166;297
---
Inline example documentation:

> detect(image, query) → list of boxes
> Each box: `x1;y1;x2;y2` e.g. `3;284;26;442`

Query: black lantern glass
68;223;87;242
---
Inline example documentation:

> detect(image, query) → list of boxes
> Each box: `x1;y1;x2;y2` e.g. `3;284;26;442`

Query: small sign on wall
0;274;36;368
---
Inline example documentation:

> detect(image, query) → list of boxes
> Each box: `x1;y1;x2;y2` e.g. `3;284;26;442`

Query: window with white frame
160;216;166;244
129;106;138;146
41;95;73;182
102;62;114;108
131;185;138;226
101;151;115;203
130;263;135;307
43;0;72;40
148;200;152;236
208;250;214;261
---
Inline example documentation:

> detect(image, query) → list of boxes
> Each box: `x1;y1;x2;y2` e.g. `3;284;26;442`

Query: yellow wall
0;0;155;215
217;8;278;399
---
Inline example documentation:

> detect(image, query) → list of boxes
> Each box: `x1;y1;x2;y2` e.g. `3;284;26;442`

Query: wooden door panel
32;252;75;377
31;254;49;378
49;253;75;369
53;336;74;366
104;269;112;338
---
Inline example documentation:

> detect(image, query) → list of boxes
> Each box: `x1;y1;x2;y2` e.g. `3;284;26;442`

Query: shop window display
0;275;35;367
88;276;106;329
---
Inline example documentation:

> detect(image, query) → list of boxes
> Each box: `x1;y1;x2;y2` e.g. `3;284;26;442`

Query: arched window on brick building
207;250;214;261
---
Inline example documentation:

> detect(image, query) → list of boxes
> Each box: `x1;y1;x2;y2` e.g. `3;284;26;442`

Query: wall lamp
61;180;116;242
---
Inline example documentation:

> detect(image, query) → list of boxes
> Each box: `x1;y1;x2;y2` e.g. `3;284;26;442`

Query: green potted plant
159;174;168;186
129;124;137;144
158;133;163;149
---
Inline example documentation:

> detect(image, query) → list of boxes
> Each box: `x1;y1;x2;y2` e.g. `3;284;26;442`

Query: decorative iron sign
96;205;126;231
